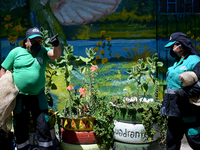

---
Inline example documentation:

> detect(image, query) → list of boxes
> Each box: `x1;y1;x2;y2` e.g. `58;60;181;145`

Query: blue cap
26;27;43;39
164;41;176;48
164;32;189;48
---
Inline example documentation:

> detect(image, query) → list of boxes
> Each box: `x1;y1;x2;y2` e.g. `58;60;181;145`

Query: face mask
172;44;184;57
30;42;41;54
173;44;181;52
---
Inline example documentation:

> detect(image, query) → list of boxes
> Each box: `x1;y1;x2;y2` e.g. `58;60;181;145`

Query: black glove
49;34;59;47
175;89;187;99
161;107;166;119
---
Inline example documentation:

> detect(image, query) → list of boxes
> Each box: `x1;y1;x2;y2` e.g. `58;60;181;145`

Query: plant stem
89;72;95;115
68;90;72;118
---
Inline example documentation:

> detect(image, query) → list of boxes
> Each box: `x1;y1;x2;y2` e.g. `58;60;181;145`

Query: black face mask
30;42;41;54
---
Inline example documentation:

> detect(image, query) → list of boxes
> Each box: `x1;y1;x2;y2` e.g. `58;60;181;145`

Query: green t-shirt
2;46;51;95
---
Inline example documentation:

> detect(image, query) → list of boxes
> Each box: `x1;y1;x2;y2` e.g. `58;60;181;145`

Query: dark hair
22;39;27;48
177;41;193;55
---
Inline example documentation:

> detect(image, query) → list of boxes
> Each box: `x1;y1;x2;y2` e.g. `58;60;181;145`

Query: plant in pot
110;53;167;150
41;28;104;149
50;45;103;149
56;45;97;130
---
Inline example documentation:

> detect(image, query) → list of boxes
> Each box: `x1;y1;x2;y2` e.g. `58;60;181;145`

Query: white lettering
180;66;187;70
32;28;40;32
36;57;43;64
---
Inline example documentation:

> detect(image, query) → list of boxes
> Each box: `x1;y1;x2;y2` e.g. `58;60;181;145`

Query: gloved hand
161;107;166;119
49;34;59;47
175;89;186;99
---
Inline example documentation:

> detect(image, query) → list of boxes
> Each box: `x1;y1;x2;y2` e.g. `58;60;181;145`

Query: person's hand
49;34;59;47
161;107;166;119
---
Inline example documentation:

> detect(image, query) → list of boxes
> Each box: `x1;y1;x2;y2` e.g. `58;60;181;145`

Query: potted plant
109;54;167;150
44;44;101;149
53;45;96;126
42;28;110;149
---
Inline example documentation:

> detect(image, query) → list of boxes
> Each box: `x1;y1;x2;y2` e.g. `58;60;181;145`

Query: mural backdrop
1;0;200;111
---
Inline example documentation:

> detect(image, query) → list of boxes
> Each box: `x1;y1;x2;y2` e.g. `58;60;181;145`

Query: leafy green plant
41;28;167;148
52;44;99;119
39;28;64;137
93;95;117;150
109;53;167;146
127;53;163;106
41;28;100;115
140;102;167;146
40;28;60;107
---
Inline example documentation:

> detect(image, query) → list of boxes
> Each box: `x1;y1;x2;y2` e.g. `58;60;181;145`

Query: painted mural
1;0;200;111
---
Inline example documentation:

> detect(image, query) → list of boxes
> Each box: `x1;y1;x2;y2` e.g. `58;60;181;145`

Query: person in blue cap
0;27;62;150
161;32;200;150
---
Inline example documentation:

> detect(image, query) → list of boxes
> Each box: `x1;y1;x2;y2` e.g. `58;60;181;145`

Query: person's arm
48;45;62;60
48;34;62;60
176;62;200;98
0;67;7;78
185;62;200;97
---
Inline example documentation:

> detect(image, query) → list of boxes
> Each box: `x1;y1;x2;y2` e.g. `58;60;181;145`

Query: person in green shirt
161;32;200;150
0;27;62;150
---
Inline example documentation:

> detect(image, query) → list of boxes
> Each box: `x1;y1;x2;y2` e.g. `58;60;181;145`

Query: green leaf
80;56;90;63
143;65;148;71
138;58;143;64
128;75;133;80
127;69;132;74
67;65;73;71
45;69;51;75
136;74;141;79
49;63;55;69
151;68;156;73
56;57;66;64
152;53;158;58
51;82;57;90
141;83;148;92
141;62;145;69
146;57;152;64
157;61;163;67
79;66;86;74
55;70;61;76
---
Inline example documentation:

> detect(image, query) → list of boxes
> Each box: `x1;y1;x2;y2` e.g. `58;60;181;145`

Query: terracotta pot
61;128;99;144
61;117;95;131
